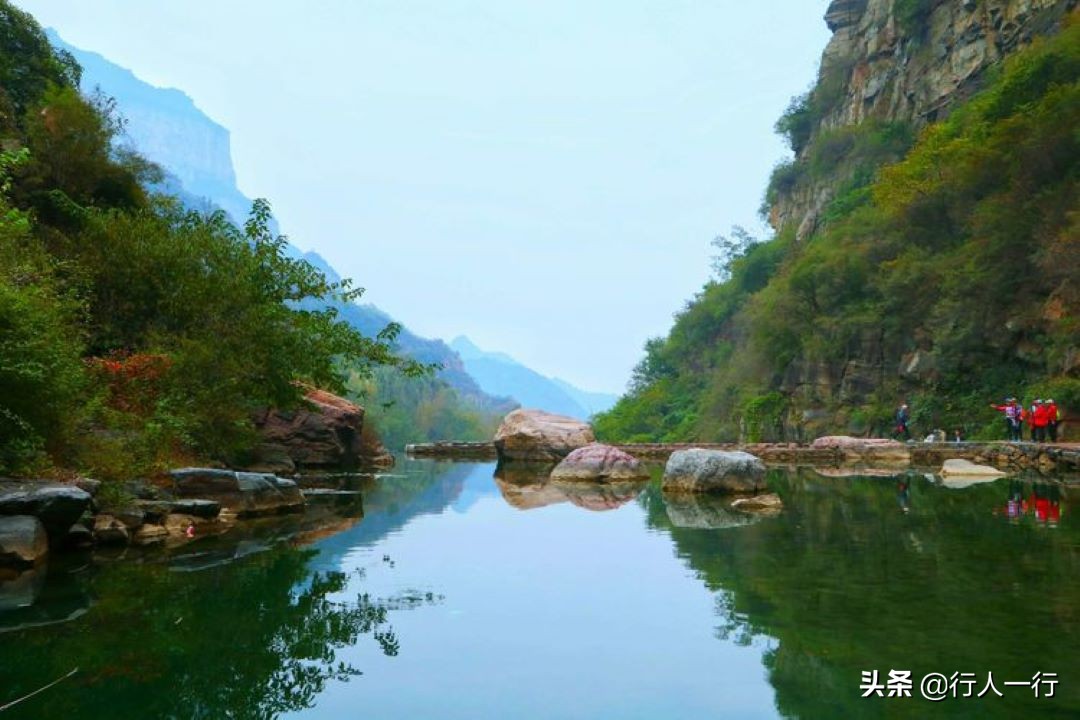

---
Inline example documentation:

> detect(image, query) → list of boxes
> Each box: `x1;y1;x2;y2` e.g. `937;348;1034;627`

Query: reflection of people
1006;480;1024;520
897;479;910;514
185;521;196;538
1047;483;1062;526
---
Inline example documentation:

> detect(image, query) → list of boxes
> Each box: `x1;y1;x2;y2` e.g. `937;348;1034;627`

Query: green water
0;462;1077;719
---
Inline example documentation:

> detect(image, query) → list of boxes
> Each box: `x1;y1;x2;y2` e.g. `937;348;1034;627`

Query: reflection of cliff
646;471;1080;717
313;462;494;569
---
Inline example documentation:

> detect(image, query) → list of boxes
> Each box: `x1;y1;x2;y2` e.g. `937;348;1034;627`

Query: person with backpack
990;397;1022;442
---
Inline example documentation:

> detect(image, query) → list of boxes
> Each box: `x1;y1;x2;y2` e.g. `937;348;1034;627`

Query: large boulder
494;409;595;462
170;469;304;516
249;388;393;472
662;449;767;494
0;516;48;569
0;481;92;538
549;444;649;482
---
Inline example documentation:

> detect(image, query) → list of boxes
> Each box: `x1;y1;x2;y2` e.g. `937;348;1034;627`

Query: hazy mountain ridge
47;29;512;414
450;336;617;420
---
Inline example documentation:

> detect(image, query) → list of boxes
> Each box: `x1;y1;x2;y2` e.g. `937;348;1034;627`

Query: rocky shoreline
409;440;1080;476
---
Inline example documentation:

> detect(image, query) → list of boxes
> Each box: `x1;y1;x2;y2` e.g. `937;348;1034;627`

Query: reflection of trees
646;470;1080;718
1;545;437;719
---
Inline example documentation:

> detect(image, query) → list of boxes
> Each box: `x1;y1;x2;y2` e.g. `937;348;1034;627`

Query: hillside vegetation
597;16;1079;443
0;2;424;477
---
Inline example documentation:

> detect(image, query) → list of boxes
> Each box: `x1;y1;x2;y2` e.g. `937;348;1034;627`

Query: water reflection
998;480;1065;526
493;461;646;512
2;461;1078;719
647;468;1080;718
661;492;766;530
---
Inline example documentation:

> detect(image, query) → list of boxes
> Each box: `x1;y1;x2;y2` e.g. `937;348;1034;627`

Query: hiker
989;397;1022;442
1046;398;1059;443
1032;399;1050;443
895;403;911;441
953;428;963;443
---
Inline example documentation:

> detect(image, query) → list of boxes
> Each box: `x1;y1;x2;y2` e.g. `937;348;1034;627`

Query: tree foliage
598;17;1080;443
0;2;423;475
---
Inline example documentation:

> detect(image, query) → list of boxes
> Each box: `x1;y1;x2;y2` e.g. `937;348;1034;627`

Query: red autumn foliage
87;352;172;415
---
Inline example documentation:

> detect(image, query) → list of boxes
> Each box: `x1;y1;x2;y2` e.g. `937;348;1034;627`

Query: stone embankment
407;440;1080;475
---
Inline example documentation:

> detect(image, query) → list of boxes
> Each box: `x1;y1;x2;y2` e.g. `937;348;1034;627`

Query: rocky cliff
771;0;1077;239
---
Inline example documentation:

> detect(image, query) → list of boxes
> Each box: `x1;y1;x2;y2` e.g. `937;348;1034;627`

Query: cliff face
772;0;1077;238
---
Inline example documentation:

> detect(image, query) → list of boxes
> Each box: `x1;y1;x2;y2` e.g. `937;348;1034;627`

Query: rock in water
550;444;649;481
250;387;393;472
662;449;767;494
493;409;595;462
133;524;169;546
0;516;48;569
0;482;92;538
92;514;130;546
170;469;304;516
940;459;1008;478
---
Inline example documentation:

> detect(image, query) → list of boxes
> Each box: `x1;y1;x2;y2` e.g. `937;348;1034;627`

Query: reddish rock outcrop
250;388;393;472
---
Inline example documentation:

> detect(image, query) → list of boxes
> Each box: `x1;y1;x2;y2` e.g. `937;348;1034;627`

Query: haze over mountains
48;29;612;420
450;337;617;420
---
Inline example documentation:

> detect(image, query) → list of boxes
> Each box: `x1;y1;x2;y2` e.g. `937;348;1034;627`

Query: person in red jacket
1031;399;1050;443
1046;399;1060;443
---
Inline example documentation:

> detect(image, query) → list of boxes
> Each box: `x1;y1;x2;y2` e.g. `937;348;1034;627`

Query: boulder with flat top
0;481;91;538
494;409;595;462
170;468;304;516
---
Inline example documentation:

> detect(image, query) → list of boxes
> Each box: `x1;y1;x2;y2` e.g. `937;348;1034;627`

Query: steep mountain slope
450;336;595;419
48;30;509;419
597;2;1078;443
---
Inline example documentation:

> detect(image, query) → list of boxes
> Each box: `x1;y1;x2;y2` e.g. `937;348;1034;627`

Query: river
1;460;1077;718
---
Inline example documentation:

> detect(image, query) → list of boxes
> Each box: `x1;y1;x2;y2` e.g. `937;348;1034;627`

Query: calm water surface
1;460;1078;719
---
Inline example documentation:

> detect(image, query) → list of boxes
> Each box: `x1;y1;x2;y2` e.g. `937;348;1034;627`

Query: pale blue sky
18;1;831;394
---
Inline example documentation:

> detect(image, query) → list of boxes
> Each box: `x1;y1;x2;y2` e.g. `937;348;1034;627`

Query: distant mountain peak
449;336;618;419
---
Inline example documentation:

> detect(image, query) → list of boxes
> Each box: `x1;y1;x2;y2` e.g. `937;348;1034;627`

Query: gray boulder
170;468;304;516
0;482;91;537
661;449;767;494
0;516;48;569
